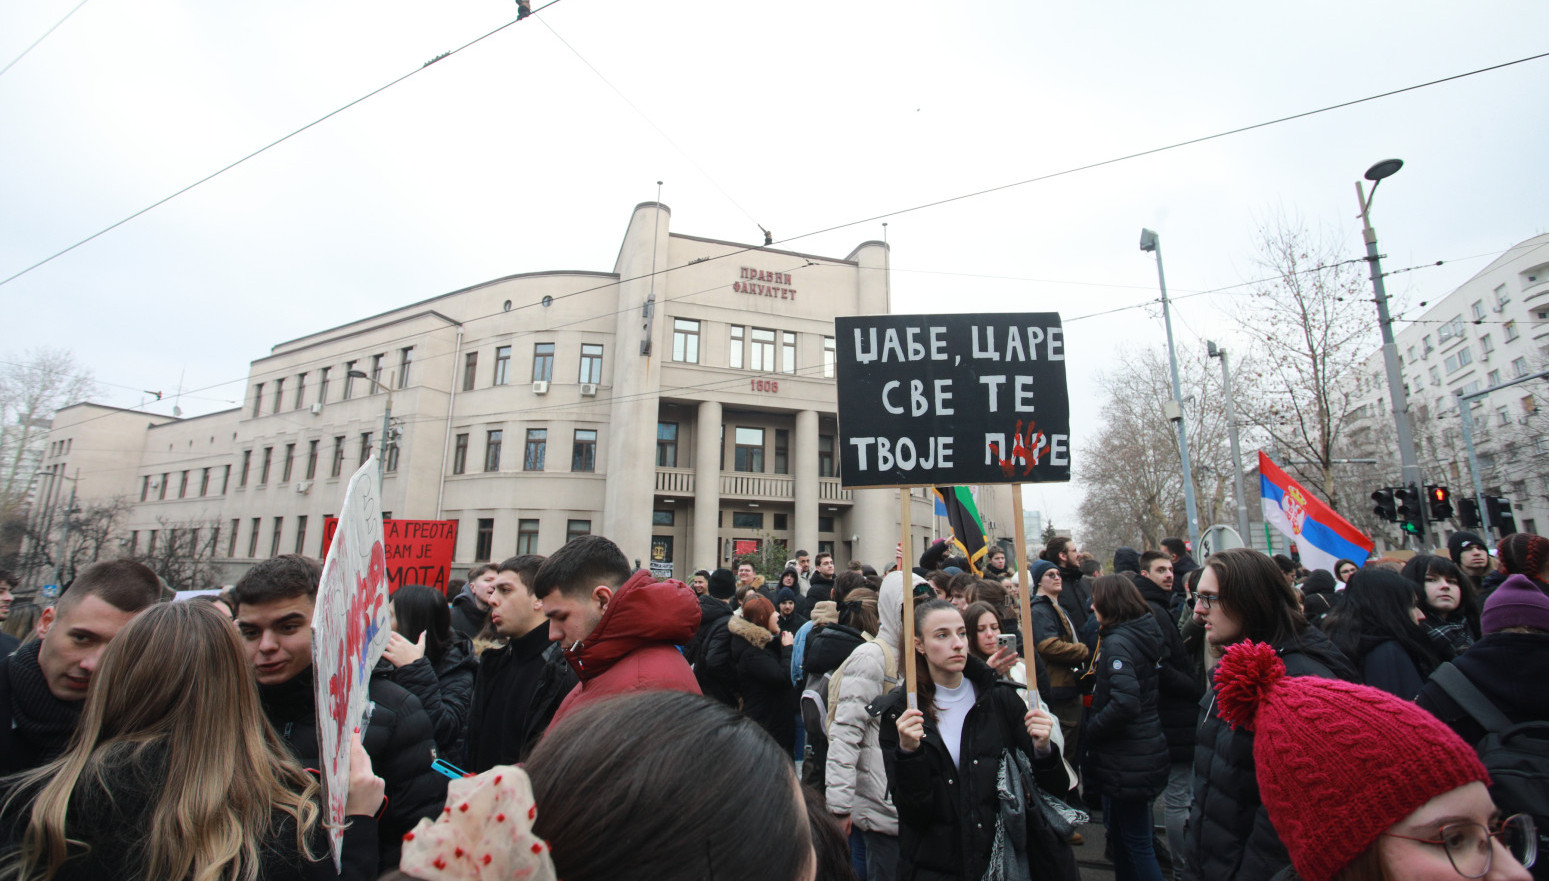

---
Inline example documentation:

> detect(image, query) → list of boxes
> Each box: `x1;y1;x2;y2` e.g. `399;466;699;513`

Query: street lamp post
1355;159;1426;548
1208;341;1252;543
347;370;394;484
1140;228;1201;553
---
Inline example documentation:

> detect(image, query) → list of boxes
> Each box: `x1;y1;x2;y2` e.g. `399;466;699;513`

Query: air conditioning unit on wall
309;403;323;415
580;383;599;397
296;481;312;494
532;381;549;395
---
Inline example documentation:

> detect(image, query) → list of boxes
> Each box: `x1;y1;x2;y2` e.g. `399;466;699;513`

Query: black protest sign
834;313;1071;488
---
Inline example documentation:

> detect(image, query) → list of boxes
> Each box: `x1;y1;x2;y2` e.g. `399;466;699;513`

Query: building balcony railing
653;469;853;504
722;473;794;499
656;468;695;495
819;478;852;502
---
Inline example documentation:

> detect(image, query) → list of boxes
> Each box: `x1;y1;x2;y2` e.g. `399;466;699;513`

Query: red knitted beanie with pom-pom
1212;641;1488;881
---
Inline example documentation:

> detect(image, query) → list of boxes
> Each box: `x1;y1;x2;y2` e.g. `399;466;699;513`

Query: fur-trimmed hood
729;613;774;649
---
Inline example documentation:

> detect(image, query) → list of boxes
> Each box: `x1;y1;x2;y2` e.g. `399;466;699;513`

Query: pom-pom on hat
1212;641;1488;881
399;765;556;881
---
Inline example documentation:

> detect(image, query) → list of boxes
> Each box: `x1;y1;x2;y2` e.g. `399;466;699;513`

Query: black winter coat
386;635;478;759
258;663;446;869
1133;577;1204;762
695;613;738;706
1029;594;1089;701
685;594;732;667
1184;627;1356;881
803;623;867;679
878;656;1072;881
728;616;797;751
1083;615;1169;802
1355;635;1430;699
1055;564;1093;642
464;630;576;771
447;587;487;641
1417;631;1549;746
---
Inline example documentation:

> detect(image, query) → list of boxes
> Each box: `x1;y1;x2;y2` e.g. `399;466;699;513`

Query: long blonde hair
2;601;320;881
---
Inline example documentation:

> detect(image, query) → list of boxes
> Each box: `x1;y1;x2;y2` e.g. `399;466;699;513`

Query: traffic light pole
1456;368;1549;536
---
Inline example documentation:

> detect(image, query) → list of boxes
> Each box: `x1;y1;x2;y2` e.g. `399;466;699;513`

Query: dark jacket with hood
1132;575;1204;763
547;570;702;729
385;633;478;759
0;640;82;775
685;593;732;667
1084;614;1170;802
258;662;445;868
1029;593;1089;701
696;609;739;707
1417;630;1549;746
1055;561;1095;645
1300;570;1339;627
464;623;576;771
803;622;867;679
728;614;797;751
447;584;487;641
878;656;1072;881
1185;627;1357;881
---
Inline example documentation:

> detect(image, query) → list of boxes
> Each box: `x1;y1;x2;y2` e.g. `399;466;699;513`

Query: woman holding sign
878;599;1076;881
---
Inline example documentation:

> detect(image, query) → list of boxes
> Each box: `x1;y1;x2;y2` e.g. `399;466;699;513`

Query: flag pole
900;487;917;710
1011;483;1039;707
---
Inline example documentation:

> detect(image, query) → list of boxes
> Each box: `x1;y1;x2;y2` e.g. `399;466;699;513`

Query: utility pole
1355;159;1426;548
1141;228;1201;553
1209;341;1252;543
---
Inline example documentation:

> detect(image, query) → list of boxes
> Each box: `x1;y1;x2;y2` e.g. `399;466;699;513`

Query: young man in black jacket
464;554;577;771
233;555;445;870
0;560;162;775
1184;548;1357;881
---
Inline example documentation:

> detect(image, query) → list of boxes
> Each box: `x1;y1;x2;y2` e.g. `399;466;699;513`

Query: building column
693;400;722;570
794;409;819;563
850;486;896;571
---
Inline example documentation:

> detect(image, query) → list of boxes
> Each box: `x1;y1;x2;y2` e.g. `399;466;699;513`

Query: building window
1438;317;1464;343
331;437;345;478
252;383;264;417
1430;366;1441;386
140;475;150;502
370;353;384;388
248;518;261;557
147;530;157;555
819;434;835;477
773;513;789;531
819;515;835;533
1480;334;1494;355
672;319;700;363
1513;357;1530;378
270;517;284;557
750;328;776;372
734;427;765;473
493;346;511;385
653;509;675;526
1423;336;1433;355
1444;348;1474;374
774;429;789;474
730;326;745;369
1495;283;1511;308
1524;394;1538;415
228;519;239;557
463;351;478;391
579;344;603;384
293;516;308;554
223;463;234;494
398;347;413;388
281;443;296;483
524;429;547;471
129;531;138;555
453;433;469;474
178;471;189;499
240;450;252;487
781;331;796;374
1505;320;1519;342
657;422;678;467
1497;406;1511;426
343;361;357;399
475;518;495;561
1488;369;1502;386
824;336;835;378
566;519;591;542
359;432;372;467
318;366;330;403
199;467;210;496
532;343;554;382
733;511;764;529
572;429;597;472
384;437;399;472
485;430;503;472
1472;300;1486;321
294;373;307;409
272;378;285;414
517;519;540;554
259;448;273;485
305;440;319;480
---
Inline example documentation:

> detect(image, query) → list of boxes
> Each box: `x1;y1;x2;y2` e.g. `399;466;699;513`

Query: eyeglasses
1195;593;1219;611
1382;813;1537;878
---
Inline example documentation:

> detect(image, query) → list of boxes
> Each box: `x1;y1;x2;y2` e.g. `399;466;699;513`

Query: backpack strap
1429;662;1512;734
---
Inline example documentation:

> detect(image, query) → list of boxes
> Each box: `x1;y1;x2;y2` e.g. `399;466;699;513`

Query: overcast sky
4;0;1546;533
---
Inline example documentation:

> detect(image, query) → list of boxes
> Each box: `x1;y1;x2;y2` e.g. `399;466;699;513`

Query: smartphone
996;633;1017;651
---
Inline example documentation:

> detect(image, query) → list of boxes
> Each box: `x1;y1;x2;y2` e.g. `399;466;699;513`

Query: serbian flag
1259;452;1374;574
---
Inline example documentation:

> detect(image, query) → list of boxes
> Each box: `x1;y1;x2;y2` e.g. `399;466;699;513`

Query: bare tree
1235;217;1377;513
131;516;226;592
1077;347;1239;567
12;496;132;591
0;349;96;515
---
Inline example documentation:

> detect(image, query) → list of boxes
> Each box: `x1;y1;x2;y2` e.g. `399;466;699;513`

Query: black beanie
1447;531;1485;565
708;568;737;600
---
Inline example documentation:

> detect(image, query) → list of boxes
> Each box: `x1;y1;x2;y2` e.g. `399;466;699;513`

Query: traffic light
1485;496;1518;535
1458;496;1482;529
1427;485;1453;521
1396;484;1424;536
1372;487;1397;522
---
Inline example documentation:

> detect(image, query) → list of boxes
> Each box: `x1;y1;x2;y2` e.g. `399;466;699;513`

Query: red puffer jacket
547;570;702;728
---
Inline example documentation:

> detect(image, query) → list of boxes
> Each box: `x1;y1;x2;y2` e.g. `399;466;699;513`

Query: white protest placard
312;455;390;870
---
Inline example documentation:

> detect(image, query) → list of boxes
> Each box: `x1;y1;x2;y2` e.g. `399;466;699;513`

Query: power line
0;0;573;288
0;0;91;79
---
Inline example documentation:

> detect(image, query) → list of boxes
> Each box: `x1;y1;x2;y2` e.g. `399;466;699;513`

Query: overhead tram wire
0;0;574;288
4;49;1546;293
0;0;92;79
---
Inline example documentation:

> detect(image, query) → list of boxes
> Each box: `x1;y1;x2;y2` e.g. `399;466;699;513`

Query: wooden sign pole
900;487;918;710
1011;483;1040;707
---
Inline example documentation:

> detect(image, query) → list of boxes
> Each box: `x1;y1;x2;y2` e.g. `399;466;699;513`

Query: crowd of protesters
0;524;1543;881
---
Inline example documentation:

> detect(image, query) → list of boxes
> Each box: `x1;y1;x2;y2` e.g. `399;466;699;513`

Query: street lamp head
346;370;369;380
1139;228;1159;253
1364;159;1404;182
1207;340;1221;358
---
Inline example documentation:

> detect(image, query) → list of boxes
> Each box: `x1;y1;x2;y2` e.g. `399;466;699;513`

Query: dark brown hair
1204;548;1307;646
962;601;1003;662
841;588;880;637
531;534;630;600
231;555;321;611
57;559;162;616
1091;574;1152;624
